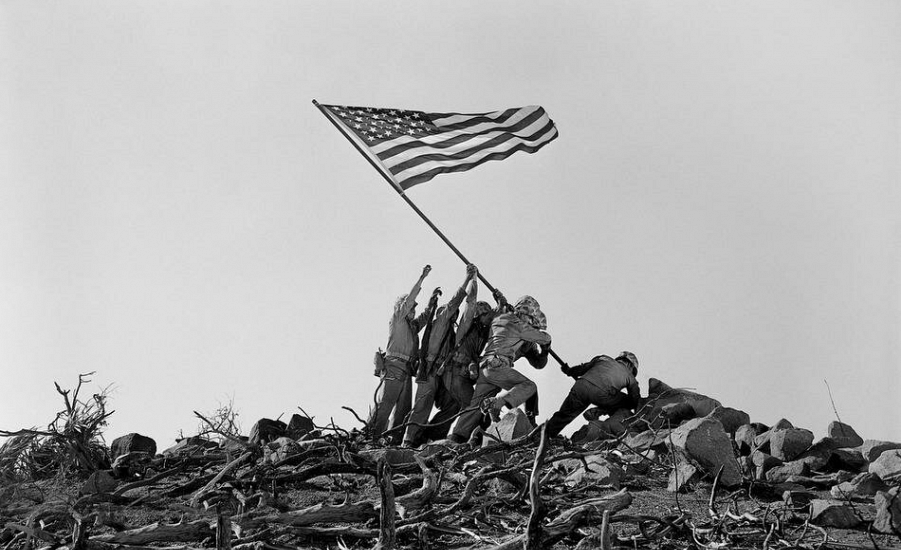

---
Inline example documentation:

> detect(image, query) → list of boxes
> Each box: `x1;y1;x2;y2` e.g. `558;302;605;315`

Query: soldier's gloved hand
467;362;479;380
560;363;572;377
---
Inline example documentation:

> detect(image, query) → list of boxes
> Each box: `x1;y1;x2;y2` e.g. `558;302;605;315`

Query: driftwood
375;457;396;550
90;519;214;544
242;501;378;529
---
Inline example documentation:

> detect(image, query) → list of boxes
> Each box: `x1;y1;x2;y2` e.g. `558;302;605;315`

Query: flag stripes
320;103;557;190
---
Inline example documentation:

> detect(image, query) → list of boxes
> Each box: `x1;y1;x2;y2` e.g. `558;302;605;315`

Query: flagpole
313;99;567;367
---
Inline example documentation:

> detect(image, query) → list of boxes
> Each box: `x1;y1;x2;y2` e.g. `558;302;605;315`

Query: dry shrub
0;372;113;480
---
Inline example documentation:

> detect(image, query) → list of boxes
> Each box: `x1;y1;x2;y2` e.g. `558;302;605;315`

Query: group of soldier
367;264;641;447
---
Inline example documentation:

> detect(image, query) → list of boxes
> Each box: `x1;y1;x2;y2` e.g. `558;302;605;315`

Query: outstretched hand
421;265;432;278
466;264;478;279
560;363;572;377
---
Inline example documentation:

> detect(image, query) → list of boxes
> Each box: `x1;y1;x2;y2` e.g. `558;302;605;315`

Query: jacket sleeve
567;360;595;378
396;276;424;321
455;279;478;341
516;322;552;346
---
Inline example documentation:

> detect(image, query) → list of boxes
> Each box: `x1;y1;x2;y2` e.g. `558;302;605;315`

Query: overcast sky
1;1;899;447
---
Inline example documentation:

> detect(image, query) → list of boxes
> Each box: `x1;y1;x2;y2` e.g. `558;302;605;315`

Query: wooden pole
313;99;567;367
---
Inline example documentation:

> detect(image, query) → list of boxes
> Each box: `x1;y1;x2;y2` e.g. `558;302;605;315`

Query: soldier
402;264;478;447
545;351;640;438
448;294;551;444
367;265;431;442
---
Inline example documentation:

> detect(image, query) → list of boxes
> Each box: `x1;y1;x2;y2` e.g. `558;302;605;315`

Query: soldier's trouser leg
450;379;500;442
424;368;475;441
547;380;631;438
368;358;411;438
403;375;439;445
483;364;537;409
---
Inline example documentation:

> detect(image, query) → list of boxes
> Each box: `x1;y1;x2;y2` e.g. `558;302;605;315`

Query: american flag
319;103;558;191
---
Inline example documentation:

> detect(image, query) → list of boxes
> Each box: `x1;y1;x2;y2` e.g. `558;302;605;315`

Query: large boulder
734;424;763;456
286;414;316;439
704;406;750;435
110;433;157;460
830;472;889;500
770;428;814;461
765;460;809;483
809;499;862;528
572;408;631;444
249;418;287;445
668;417;742;487
80;470;118;495
753;419;796;452
484;408;533;445
824;421;863;449
873;487;901;535
859;440;901;463
562;455;625;489
668;451;701;493
635;378;722;430
869;449;901;484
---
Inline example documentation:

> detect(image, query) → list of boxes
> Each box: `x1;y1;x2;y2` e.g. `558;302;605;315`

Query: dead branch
525;424;549;550
190;451;253;508
90;520;215;544
241;501;378;529
375;457;396;550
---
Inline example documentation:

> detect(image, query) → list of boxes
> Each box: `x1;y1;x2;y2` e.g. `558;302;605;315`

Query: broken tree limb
190;451;253;508
476;489;633;550
90;520;215;544
395;456;438;517
525;424;549;550
240;501;378;529
375;457;396;550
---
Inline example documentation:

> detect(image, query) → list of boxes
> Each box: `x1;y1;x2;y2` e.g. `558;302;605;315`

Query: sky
1;2;899;448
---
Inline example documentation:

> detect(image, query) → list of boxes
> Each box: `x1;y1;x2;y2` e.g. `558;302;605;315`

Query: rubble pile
1;380;900;549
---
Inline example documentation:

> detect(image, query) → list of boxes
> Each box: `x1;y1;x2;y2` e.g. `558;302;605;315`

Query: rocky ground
1;375;900;549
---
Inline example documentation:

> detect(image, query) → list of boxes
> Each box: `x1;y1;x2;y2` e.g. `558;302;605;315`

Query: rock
572;416;625;444
668;417;742;487
637;378;722;430
483;408;533;445
286;414;316;439
705;406;751;435
873;487;901;535
668;452;701;492
623;429;670;454
765;460;809;483
161;436;218;456
809;499;862;528
859;440;901;463
770;428;814;461
80;470;118;494
751;450;782;480
869;449;901;484
828;448;867;472
783;489;817;507
110;433;157;460
660;402;696;424
830;472;889;500
734;424;759;456
564;455;625;489
249;418;287;445
621;449;656;475
825;421;863;449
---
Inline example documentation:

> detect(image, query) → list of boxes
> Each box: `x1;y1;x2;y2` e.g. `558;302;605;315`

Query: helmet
616;351;639;372
513;295;547;330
